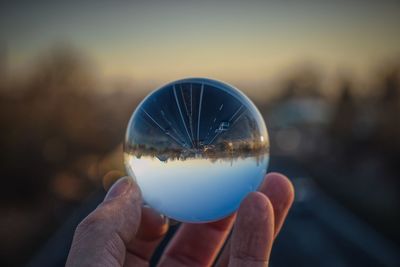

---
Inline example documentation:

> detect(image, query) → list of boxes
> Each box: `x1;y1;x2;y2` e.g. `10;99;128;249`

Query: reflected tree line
125;138;268;162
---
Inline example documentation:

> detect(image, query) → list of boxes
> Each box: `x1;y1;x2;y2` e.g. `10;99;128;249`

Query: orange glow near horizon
2;1;400;92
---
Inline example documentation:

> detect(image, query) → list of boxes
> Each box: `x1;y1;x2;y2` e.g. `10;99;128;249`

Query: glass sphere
124;78;269;223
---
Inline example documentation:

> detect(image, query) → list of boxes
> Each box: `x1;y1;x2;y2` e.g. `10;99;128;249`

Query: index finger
215;172;294;267
229;192;274;267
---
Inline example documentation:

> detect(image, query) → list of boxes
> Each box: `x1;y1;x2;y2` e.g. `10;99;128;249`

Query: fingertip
260;172;295;205
242;191;270;208
231;192;275;264
97;176;142;242
125;206;169;262
264;172;293;189
239;192;274;221
136;206;169;241
142;206;168;227
104;176;141;202
259;172;294;236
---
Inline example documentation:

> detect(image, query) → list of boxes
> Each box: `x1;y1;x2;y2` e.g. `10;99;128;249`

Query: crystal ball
124;78;269;223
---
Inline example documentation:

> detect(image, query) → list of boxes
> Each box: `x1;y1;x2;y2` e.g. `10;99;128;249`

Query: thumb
66;177;142;267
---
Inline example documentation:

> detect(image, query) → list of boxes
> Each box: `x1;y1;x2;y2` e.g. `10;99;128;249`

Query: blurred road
269;157;400;267
27;157;400;267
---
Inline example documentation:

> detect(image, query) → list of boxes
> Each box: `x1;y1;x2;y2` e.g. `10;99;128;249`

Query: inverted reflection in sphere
124;78;269;223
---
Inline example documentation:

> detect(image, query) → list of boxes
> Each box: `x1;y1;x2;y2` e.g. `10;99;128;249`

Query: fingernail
143;205;169;225
160;214;169;225
105;176;132;200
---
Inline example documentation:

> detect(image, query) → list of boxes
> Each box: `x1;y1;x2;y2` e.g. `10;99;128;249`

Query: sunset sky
1;0;400;91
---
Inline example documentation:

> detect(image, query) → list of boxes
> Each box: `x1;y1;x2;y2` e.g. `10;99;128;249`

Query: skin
66;172;294;267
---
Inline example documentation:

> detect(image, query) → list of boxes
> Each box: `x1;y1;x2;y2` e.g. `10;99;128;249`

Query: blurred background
1;0;400;266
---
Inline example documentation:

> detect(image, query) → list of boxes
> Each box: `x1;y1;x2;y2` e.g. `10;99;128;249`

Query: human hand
66;172;294;267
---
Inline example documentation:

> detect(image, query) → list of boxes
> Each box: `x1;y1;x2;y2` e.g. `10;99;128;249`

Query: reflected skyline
124;138;268;164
